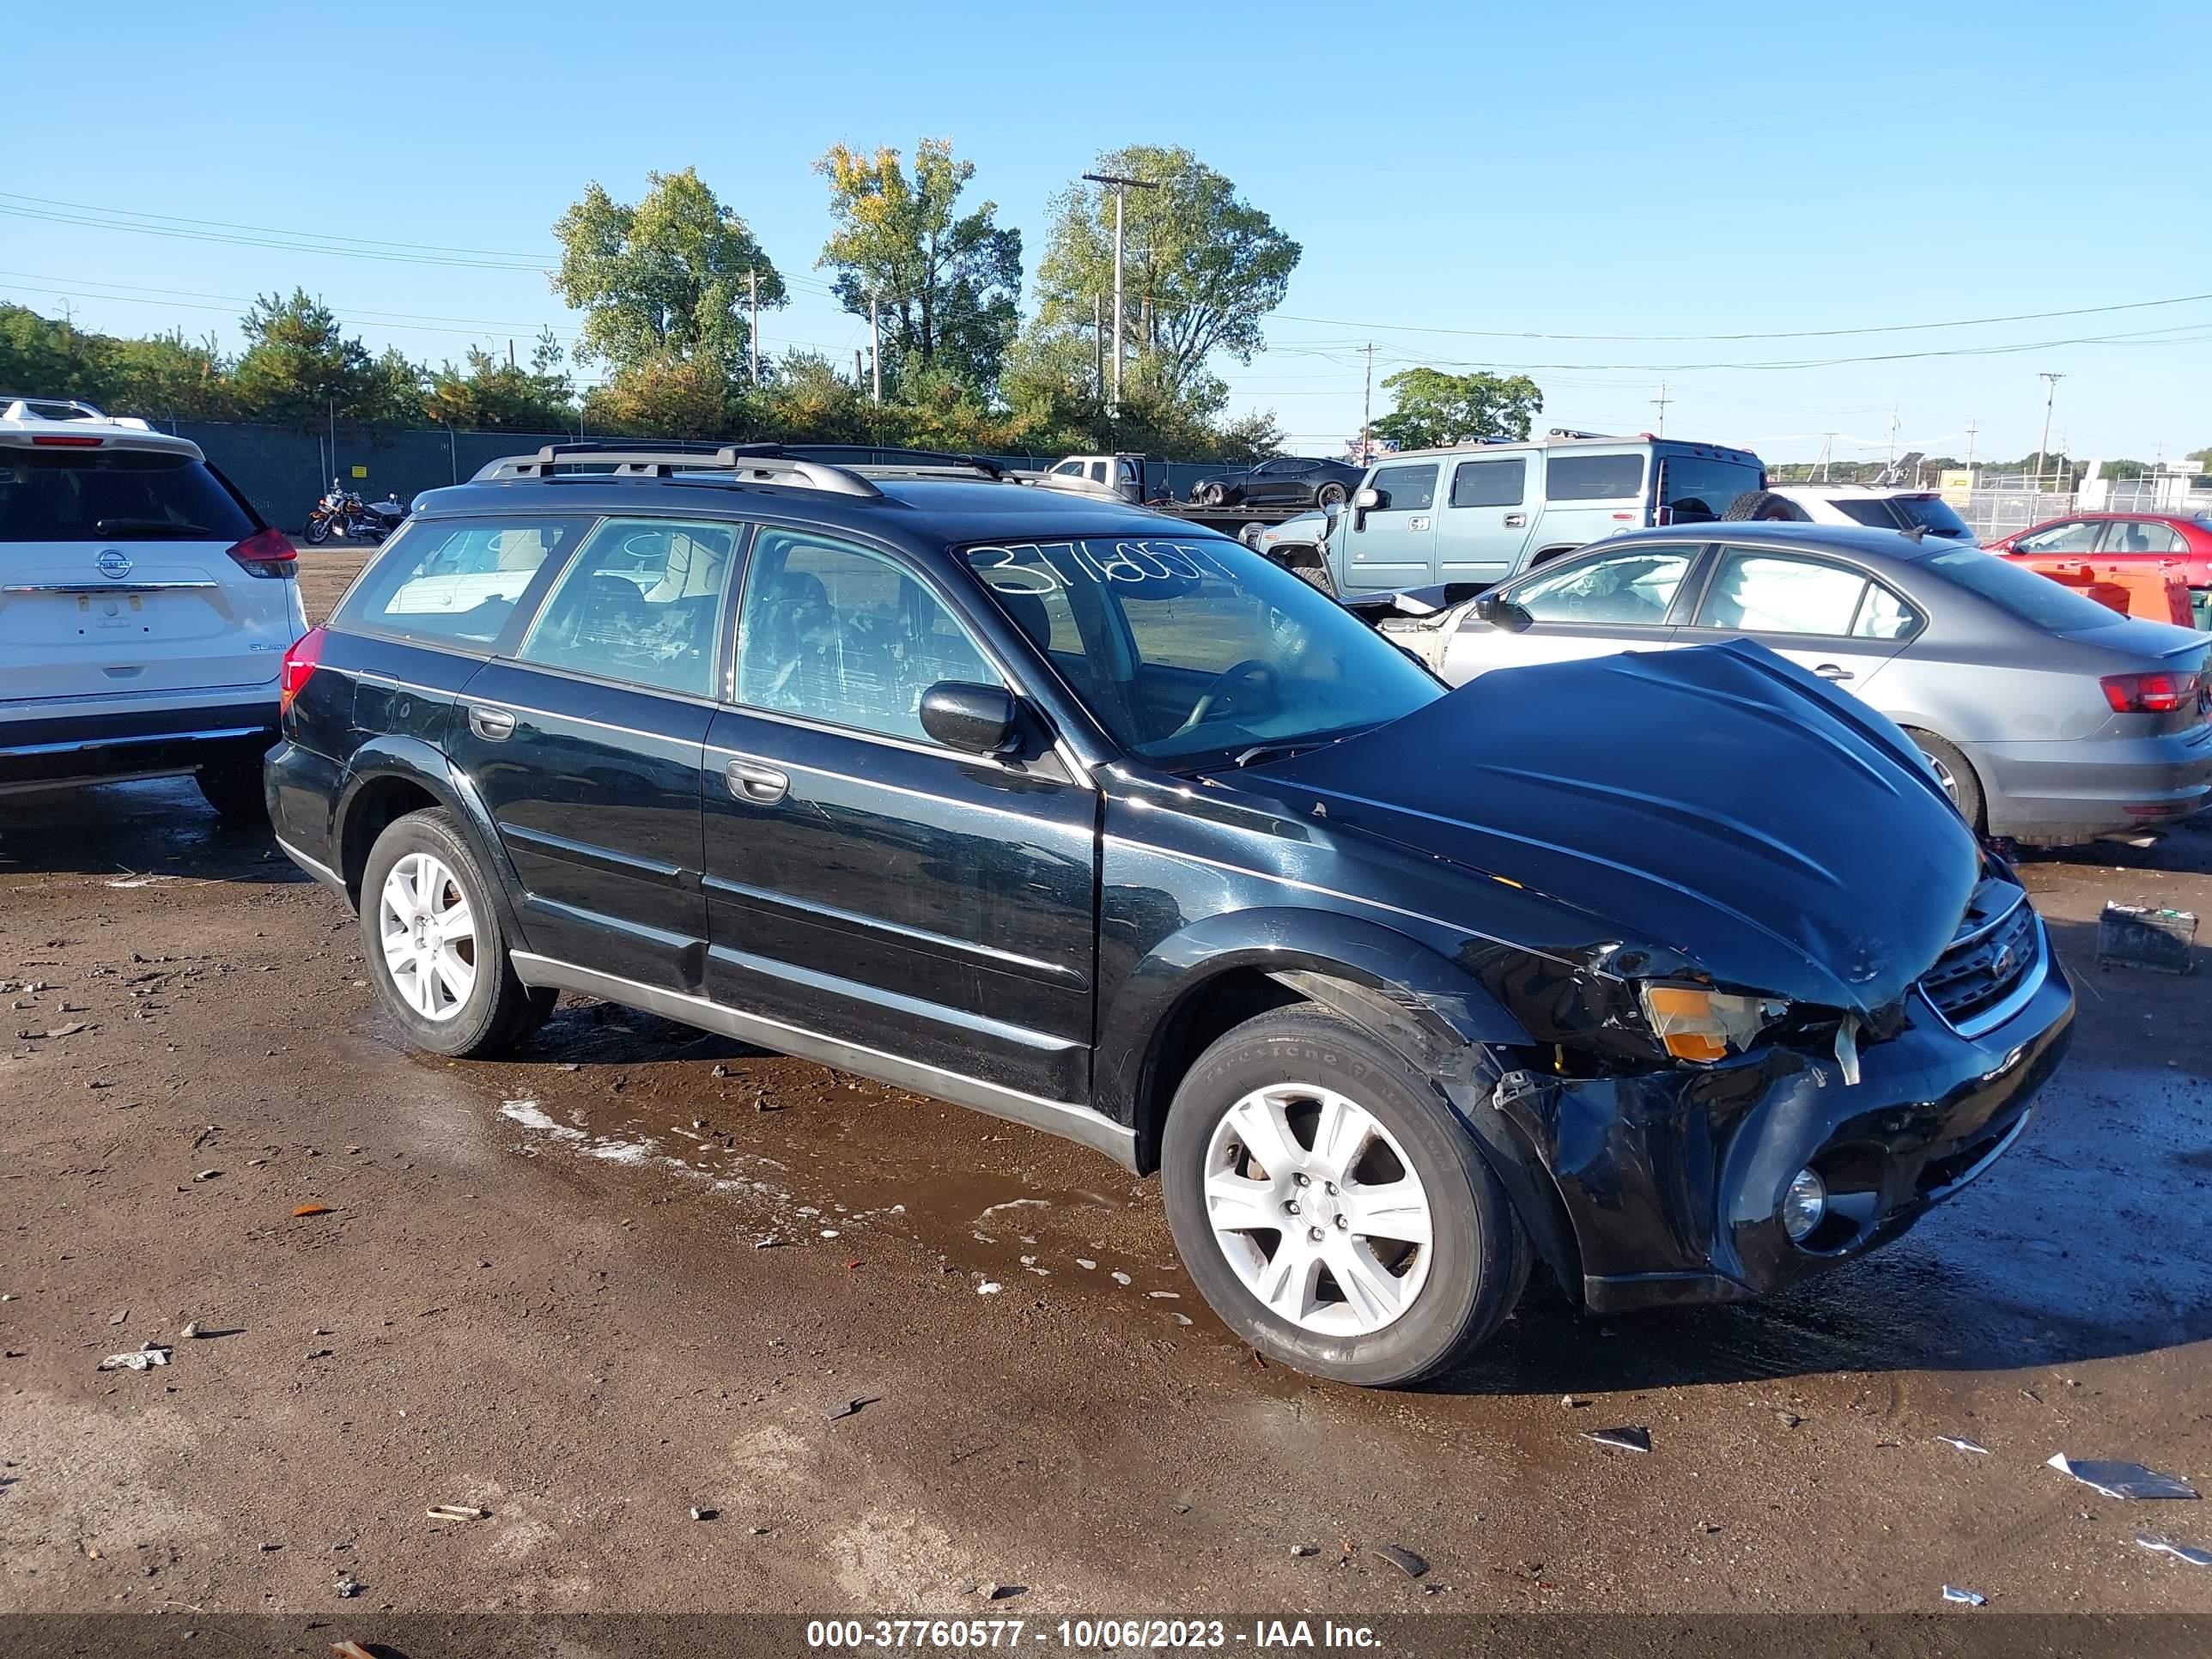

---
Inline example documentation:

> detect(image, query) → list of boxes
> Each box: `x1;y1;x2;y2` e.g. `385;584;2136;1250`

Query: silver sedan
1373;523;2212;845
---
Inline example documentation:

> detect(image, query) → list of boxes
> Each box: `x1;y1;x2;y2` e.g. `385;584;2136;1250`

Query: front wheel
361;808;554;1058
1201;483;1228;507
303;514;333;545
1316;482;1348;508
1161;1006;1528;1386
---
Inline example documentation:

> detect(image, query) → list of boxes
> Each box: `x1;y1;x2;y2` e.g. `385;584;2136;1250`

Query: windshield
1659;455;1763;523
1834;494;1975;539
1927;546;2131;634
0;448;258;543
962;537;1442;765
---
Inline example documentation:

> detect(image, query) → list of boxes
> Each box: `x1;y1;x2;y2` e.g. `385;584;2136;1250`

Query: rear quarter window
1928;547;2130;633
1546;453;1645;501
336;516;587;647
0;448;259;542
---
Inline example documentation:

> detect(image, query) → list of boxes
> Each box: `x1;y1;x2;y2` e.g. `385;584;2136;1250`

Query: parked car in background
1362;522;2211;845
1724;483;1978;541
1262;431;1765;597
1987;512;2212;631
1187;456;1365;510
268;441;2069;1386
0;398;305;817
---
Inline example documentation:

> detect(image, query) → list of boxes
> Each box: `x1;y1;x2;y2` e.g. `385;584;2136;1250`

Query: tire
360;807;552;1058
1722;489;1808;523
1276;550;1336;596
1201;483;1228;507
1160;1006;1529;1387
194;759;269;823
1316;482;1348;508
303;515;333;545
1905;730;1985;834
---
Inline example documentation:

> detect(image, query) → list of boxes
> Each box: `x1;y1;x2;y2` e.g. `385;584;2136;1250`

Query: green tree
1370;368;1544;451
0;305;110;404
424;330;574;431
584;351;739;441
816;140;1022;394
230;289;374;428
551;168;785;379
758;350;872;445
102;329;234;420
1035;146;1300;399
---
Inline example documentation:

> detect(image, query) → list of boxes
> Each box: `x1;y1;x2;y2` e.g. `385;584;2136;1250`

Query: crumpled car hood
1236;641;1984;1013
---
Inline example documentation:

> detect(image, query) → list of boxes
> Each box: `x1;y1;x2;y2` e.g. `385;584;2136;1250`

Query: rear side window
0;448;258;542
1368;463;1437;512
337;517;584;647
1546;453;1645;501
1449;458;1525;508
1659;456;1763;523
2108;520;2185;553
515;519;738;696
1698;552;1869;635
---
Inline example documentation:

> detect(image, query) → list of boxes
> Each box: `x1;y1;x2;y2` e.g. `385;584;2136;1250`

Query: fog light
1782;1168;1827;1243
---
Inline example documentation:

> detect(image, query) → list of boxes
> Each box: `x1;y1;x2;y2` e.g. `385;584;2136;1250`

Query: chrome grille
1919;879;2040;1036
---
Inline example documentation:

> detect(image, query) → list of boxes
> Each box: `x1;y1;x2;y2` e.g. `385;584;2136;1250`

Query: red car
1988;512;2212;628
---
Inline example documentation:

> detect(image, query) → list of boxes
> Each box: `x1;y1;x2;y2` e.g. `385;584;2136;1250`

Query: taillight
227;525;297;579
280;626;325;714
2101;671;2188;714
29;434;103;447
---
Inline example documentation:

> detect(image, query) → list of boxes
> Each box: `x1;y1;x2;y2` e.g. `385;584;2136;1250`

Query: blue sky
9;0;2205;466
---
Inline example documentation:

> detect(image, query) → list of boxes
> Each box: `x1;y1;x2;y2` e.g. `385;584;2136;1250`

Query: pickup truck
1254;431;1765;596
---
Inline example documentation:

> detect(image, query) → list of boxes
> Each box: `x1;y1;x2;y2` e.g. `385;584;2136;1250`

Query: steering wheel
1174;658;1282;736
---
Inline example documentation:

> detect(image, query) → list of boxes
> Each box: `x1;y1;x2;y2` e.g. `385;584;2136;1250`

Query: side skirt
508;951;1138;1172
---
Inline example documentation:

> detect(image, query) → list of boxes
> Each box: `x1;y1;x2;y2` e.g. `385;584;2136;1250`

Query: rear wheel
194;759;269;823
1161;1006;1528;1386
360;808;552;1058
1906;729;1985;832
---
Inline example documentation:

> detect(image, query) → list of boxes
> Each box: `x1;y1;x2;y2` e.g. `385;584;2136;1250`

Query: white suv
0;398;307;817
1729;483;1979;542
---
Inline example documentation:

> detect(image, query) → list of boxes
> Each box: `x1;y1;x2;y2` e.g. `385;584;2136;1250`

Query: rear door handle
1504;513;1527;528
724;757;789;805
468;705;516;740
1813;664;1854;682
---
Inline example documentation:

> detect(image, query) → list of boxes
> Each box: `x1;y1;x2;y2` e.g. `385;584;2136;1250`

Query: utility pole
1965;417;1979;471
1083;172;1158;419
1817;433;1836;482
869;291;882;407
748;270;760;386
1887;405;1900;467
1359;343;1376;463
2036;372;2064;490
507;337;515;369
854;349;865;388
1094;293;1105;400
1651;381;1671;438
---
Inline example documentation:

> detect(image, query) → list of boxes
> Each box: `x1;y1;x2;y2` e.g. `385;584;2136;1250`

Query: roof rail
1;397;154;431
774;443;1009;482
473;442;883;498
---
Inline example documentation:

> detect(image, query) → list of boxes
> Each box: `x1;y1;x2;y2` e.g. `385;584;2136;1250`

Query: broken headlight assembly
1635;983;1790;1063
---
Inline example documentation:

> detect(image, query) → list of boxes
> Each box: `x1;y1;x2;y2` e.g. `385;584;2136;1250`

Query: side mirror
1474;594;1534;634
1352;486;1382;510
920;681;1020;755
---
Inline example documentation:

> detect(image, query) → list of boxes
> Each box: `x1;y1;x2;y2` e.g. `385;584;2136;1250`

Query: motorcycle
304;482;407;545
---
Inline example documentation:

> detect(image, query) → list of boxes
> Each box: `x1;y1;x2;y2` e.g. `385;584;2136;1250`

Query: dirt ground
3;547;2209;1625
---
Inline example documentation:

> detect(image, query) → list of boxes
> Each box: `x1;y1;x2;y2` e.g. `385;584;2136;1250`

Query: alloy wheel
377;851;477;1022
1201;1084;1434;1335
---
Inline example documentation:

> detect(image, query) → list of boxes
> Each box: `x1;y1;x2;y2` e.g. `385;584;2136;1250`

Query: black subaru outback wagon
268;442;2072;1386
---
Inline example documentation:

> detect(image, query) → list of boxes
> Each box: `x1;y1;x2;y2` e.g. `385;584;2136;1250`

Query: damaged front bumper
1467;929;2075;1315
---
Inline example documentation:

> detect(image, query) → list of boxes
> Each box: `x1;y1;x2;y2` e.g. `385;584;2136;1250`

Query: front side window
514;518;736;696
963;537;1439;765
1509;548;1694;627
1546;453;1645;501
339;516;582;646
1367;463;1437;512
2014;520;2099;554
1449;458;1526;508
737;530;1000;744
1051;460;1085;477
1697;551;1867;635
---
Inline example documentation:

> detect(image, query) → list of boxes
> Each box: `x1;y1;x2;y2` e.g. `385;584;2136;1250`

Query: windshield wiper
1230;740;1330;769
93;518;216;538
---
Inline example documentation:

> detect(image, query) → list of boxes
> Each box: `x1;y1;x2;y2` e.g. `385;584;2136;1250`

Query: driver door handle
468;705;516;741
724;757;789;805
1813;663;1854;682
